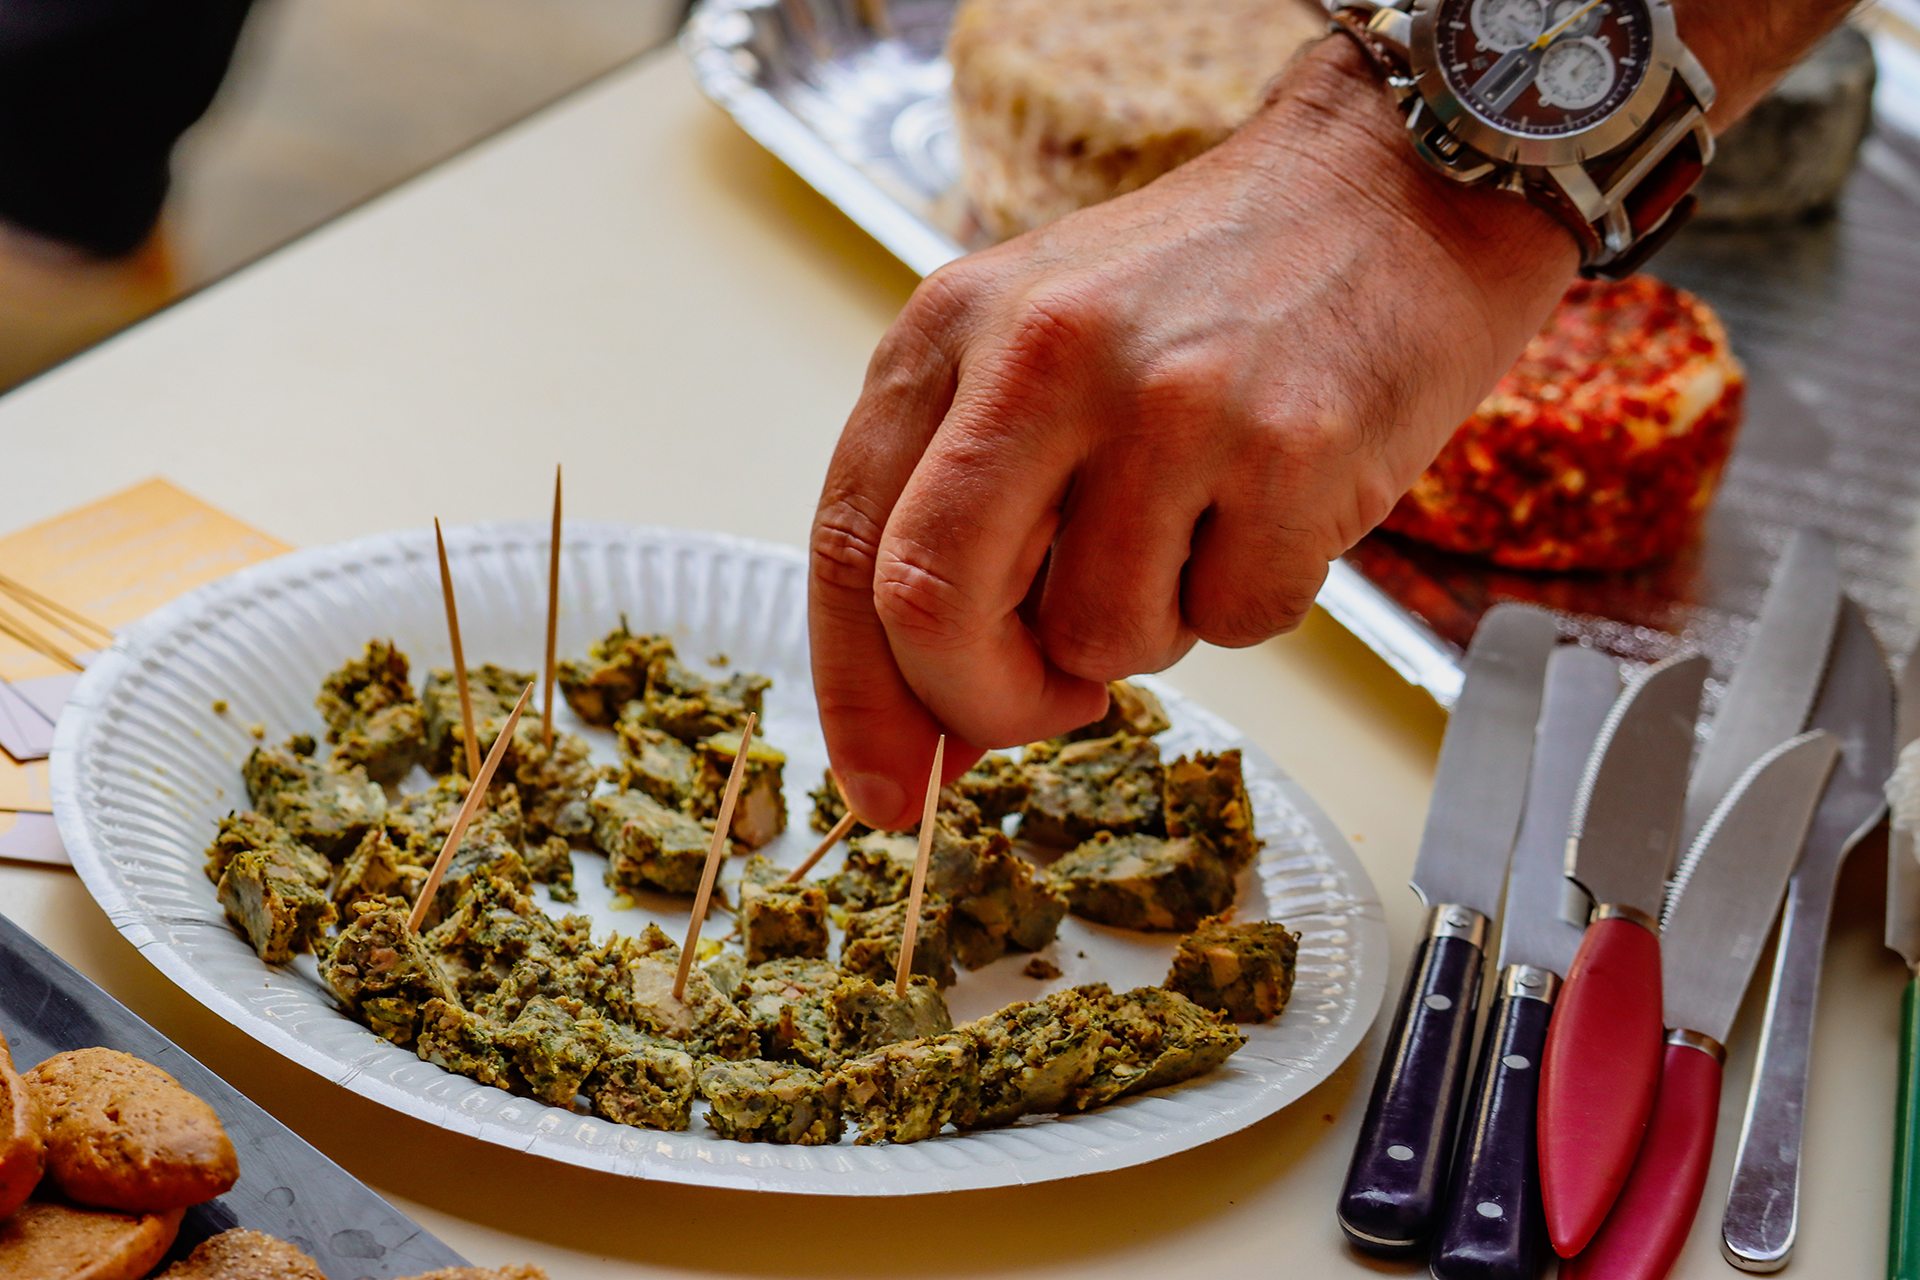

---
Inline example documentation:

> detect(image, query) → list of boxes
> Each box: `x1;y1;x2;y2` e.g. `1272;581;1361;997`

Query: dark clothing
0;0;254;256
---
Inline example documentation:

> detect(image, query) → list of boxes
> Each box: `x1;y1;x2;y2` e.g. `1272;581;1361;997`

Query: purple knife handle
1339;906;1488;1254
1432;967;1557;1280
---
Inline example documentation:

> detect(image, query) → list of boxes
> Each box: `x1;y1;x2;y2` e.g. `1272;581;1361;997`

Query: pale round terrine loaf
947;0;1326;240
1383;276;1745;572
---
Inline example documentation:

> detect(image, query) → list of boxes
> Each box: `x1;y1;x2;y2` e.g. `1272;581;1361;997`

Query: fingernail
839;771;908;830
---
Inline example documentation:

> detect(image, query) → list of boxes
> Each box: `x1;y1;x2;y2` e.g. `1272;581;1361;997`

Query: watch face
1435;0;1653;137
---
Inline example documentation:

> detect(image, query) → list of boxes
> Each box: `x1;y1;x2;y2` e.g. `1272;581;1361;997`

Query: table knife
1885;643;1920;1280
1538;652;1707;1259
1433;645;1618;1280
1338;603;1558;1253
1565;731;1839;1280
1722;596;1892;1273
1677;529;1841;855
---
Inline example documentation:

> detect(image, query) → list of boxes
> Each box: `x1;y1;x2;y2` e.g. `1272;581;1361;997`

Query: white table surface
0;46;1902;1280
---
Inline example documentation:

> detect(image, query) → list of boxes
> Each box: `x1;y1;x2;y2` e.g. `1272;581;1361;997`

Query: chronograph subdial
1536;36;1618;110
1469;0;1545;52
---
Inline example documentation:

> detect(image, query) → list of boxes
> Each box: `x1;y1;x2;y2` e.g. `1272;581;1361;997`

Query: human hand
809;37;1577;829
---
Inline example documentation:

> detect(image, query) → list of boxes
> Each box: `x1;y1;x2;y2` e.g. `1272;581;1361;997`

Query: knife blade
1538;651;1708;1259
1433;645;1619;1280
1678;530;1841;856
1339;602;1559;1254
1886;643;1920;1280
1564;731;1838;1280
1722;596;1892;1273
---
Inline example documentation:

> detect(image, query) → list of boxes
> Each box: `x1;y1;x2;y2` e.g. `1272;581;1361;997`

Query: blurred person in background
0;0;253;386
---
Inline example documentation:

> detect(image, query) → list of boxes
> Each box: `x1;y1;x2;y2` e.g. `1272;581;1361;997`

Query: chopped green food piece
524;834;577;903
450;724;595;842
734;958;841;1069
961;988;1103;1128
591;789;724;895
1018;733;1164;847
1068;679;1172;741
320;902;460;1046
330;827;426;913
738;854;828;964
242;736;387;855
950;839;1067;970
826;975;952;1060
692;731;787;849
204;810;330;889
216;849;337;964
557;620;675;726
697;1059;843;1145
1049;832;1234;931
590;925;755;1058
584;1022;695;1131
421;663;531;771
1165;916;1299;1022
382;775;524;859
1023;957;1062;980
1073;985;1246;1109
499;996;606;1107
640;656;768;742
830;1032;977;1145
612;717;700;808
703;950;749;1002
841;896;956;988
414;831;532;933
949;753;1031;824
416;998;516;1091
316;639;427;783
1163;750;1261;873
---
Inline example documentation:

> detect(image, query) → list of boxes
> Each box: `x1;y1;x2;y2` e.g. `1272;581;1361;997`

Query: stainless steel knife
1537;651;1708;1259
1722;595;1892;1273
1432;645;1618;1280
1885;643;1920;1280
1338;602;1559;1254
1565;730;1839;1280
1678;529;1842;857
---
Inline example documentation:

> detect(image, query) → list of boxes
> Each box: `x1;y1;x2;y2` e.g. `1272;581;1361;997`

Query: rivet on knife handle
1892;974;1920;1280
1338;905;1488;1253
1538;909;1664;1258
1432;965;1557;1280
1721;871;1837;1273
1562;1033;1725;1280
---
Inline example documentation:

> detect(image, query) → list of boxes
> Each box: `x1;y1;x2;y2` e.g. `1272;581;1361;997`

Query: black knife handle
1431;966;1557;1280
1339;905;1488;1254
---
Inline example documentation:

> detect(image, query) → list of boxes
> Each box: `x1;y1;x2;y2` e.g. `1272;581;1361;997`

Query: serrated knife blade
1664;732;1840;1045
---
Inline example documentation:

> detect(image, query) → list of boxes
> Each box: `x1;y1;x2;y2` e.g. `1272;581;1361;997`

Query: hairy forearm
1680;0;1862;128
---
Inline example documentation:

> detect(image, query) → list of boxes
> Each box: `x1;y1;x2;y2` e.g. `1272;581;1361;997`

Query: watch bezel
1405;0;1682;168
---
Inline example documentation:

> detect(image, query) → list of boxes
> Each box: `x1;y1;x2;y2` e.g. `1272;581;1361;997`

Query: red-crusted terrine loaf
1383;276;1744;572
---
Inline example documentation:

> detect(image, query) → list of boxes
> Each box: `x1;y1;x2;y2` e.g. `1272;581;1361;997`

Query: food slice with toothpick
589;789;727;896
826;974;952;1060
736;855;828;964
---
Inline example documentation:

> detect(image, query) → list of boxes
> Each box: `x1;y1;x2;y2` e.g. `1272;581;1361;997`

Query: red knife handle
1538;911;1664;1257
1338;907;1487;1253
1562;1036;1723;1280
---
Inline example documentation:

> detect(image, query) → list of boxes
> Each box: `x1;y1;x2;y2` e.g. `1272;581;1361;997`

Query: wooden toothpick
895;735;945;996
0;601;83;672
786;808;859;884
542;465;562;749
673;711;758;1000
434;519;481;780
0;572;113;647
407;682;532;933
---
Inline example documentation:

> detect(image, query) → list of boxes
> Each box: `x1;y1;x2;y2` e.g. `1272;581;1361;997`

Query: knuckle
1186;564;1325;649
1040;607;1172;683
997;286;1105;378
810;492;888;599
871;537;979;653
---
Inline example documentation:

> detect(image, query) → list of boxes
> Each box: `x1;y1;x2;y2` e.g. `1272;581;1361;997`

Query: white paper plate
51;522;1387;1194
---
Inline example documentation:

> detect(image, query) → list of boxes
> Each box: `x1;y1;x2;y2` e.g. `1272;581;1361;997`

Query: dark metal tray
686;0;1920;702
0;911;466;1277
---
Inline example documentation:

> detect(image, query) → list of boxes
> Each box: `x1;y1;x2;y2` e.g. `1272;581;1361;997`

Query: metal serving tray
685;0;1920;703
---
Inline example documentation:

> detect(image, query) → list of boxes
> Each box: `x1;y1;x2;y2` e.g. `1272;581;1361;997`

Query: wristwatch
1325;0;1715;278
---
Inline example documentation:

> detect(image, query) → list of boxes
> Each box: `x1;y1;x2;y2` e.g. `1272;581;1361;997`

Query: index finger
810;303;986;830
